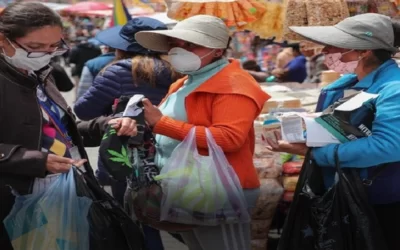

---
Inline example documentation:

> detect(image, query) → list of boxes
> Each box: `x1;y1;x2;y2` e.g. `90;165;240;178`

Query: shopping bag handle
333;145;341;174
204;128;220;153
184;127;225;156
183;127;200;154
334;145;388;186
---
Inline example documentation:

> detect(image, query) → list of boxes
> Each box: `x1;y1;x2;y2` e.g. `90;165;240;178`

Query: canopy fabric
62;1;112;13
42;3;71;11
77;7;154;17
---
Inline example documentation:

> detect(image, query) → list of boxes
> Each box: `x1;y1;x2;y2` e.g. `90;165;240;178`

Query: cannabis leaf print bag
99;95;145;182
99;126;132;181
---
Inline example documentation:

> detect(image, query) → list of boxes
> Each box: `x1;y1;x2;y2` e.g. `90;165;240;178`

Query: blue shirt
285;55;307;83
154;58;229;168
313;59;400;204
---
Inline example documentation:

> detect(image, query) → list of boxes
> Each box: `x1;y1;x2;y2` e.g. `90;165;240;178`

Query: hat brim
289;26;374;50
135;29;227;52
96;26;131;51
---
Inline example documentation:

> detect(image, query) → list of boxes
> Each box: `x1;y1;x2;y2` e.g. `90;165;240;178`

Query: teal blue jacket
313;59;400;204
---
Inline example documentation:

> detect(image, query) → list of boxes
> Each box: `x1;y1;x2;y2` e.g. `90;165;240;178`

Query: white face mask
2;40;54;71
168;47;215;73
324;50;359;74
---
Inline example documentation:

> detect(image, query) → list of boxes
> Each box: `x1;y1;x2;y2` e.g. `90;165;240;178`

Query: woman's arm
0;144;47;177
153;95;260;152
76;116;112;147
77;116;137;147
74;66;121;121
313;81;400;168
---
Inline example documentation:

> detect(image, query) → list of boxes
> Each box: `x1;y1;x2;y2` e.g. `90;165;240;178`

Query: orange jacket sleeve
153;94;260;152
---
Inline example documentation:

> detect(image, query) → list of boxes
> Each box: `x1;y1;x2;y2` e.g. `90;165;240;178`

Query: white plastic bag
154;127;250;226
3;168;92;250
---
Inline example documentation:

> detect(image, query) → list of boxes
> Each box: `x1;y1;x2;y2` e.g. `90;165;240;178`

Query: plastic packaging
252;179;284;220
282;0;308;41
282;161;303;175
4;168;92;250
305;0;349;26
283;175;299;192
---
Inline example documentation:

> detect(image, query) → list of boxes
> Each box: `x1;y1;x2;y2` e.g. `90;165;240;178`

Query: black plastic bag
73;169;146;250
278;147;388;250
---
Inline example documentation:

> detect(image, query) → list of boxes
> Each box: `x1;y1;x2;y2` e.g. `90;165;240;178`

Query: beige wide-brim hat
135;15;230;52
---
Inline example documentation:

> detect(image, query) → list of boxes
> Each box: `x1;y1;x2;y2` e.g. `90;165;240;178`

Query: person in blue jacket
271;43;307;83
74;17;178;121
74;17;182;250
76;46;115;100
265;13;400;250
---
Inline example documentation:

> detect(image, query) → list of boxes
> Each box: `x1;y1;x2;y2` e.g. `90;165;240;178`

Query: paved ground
61;70;187;250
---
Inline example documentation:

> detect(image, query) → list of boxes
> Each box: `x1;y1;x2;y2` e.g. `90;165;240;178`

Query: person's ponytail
392;19;400;48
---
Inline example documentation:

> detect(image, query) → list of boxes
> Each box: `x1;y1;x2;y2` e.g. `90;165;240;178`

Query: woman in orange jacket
135;15;270;250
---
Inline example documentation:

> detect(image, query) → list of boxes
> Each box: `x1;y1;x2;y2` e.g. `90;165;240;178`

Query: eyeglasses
10;39;69;58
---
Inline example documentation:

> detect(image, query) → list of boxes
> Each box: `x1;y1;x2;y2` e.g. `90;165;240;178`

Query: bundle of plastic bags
3;168;92;250
243;0;286;39
165;0;267;30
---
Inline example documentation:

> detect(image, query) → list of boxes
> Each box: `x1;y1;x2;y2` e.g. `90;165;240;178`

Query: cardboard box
261;97;302;114
315;92;377;142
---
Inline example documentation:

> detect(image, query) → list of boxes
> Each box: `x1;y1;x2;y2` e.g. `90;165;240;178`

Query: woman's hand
142;98;163;127
46;154;87;174
265;130;309;156
108;118;138;136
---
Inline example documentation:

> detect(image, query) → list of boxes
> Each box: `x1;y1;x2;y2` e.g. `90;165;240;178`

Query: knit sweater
153;59;270;189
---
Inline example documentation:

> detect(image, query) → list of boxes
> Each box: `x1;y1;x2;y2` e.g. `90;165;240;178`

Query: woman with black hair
0;3;137;248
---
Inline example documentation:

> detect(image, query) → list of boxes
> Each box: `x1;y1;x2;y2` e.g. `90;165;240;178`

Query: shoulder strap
362;164;389;186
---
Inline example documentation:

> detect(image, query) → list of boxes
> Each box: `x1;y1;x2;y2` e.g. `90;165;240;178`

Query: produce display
252;179;284;220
